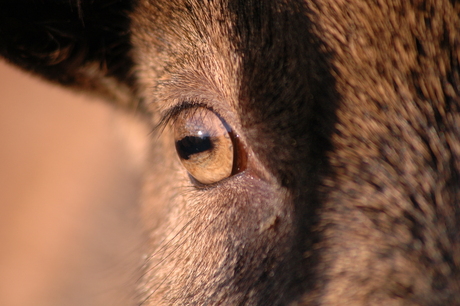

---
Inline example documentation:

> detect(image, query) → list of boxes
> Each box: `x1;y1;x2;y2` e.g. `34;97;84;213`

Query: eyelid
154;102;200;134
154;101;222;134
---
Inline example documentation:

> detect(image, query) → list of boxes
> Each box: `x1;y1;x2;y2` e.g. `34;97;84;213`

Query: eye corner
229;131;248;175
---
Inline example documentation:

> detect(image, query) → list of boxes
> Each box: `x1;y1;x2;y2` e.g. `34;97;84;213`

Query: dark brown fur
1;0;459;305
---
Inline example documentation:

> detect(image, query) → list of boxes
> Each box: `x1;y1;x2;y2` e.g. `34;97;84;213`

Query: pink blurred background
0;61;147;305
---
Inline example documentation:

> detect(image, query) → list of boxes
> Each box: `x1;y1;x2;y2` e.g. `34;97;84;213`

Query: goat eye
173;107;234;185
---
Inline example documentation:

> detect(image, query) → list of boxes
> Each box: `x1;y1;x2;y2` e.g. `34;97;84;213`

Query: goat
1;0;459;305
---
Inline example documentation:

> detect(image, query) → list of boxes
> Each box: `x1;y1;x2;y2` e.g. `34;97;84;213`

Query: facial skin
0;0;459;305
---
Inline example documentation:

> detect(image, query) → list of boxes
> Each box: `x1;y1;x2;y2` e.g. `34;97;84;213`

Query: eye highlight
173;107;234;185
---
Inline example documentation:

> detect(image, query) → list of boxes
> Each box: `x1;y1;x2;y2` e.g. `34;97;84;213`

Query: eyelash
155;102;204;133
155;101;223;135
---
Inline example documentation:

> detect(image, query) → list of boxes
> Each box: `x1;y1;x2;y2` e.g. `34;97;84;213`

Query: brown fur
1;0;459;305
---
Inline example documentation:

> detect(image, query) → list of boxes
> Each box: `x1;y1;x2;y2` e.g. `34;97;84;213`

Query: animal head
1;0;459;304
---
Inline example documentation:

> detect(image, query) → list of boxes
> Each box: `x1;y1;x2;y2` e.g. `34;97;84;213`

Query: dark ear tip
0;0;136;101
1;29;76;68
0;1;85;73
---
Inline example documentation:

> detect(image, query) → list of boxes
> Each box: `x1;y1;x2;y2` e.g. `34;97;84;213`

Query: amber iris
173;107;234;185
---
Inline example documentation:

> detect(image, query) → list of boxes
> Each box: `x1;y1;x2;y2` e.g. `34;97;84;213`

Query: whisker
140;206;227;304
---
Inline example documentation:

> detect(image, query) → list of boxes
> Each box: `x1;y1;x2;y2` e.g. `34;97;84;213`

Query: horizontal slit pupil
176;135;213;160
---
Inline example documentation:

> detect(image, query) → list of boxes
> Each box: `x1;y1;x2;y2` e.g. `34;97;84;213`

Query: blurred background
0;61;148;305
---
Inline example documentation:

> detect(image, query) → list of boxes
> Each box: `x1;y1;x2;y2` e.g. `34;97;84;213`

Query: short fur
1;0;459;305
